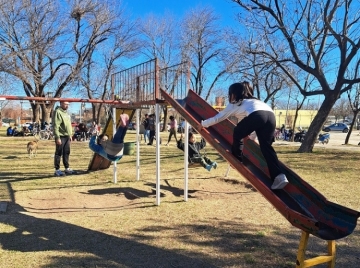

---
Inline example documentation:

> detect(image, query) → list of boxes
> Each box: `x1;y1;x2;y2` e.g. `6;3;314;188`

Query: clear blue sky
68;0;241;115
124;0;240;27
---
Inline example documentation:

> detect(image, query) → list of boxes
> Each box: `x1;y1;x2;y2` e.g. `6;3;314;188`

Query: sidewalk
274;132;360;151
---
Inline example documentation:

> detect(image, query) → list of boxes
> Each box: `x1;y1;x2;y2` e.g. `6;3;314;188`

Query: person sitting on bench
177;132;217;171
89;114;129;162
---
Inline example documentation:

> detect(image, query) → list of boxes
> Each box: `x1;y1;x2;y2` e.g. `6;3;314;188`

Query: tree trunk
298;95;338;153
31;103;41;124
345;110;359;144
41;104;55;124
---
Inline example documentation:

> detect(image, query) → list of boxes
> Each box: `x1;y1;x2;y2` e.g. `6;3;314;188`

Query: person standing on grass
201;81;288;190
53;101;75;176
147;114;156;145
142;114;150;143
165;115;178;146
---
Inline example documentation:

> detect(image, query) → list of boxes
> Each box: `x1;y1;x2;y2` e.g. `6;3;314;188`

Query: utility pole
20;100;24;125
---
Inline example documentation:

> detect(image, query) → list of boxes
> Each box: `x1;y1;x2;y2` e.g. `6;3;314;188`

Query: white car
1;122;10;127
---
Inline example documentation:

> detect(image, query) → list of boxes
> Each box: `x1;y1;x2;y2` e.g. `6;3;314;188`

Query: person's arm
199;137;206;149
52;111;62;144
201;104;236;128
177;134;184;151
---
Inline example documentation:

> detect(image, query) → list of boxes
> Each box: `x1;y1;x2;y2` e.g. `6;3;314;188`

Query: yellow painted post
296;231;309;268
295;231;336;268
327;240;336;268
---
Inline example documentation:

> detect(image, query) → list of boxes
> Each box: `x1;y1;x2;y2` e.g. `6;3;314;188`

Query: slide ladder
160;88;359;266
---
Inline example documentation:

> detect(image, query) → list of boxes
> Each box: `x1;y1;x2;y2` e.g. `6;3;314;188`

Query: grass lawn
0;127;359;267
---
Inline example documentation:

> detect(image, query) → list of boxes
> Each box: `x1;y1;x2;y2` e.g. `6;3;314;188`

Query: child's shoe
211;162;218;169
271;174;289;190
205;164;212;171
120;114;129;127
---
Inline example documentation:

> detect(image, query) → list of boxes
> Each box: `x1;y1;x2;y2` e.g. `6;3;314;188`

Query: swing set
2;57;358;267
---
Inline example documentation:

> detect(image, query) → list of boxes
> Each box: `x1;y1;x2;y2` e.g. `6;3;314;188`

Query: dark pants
232;110;282;179
167;128;178;143
148;130;155;145
54;136;71;170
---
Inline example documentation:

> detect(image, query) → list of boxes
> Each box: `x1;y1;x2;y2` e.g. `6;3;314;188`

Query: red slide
161;88;359;240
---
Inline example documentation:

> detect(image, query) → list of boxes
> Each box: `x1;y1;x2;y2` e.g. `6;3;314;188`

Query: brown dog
27;140;38;158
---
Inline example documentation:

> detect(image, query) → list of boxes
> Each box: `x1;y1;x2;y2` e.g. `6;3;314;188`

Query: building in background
274;109;318;129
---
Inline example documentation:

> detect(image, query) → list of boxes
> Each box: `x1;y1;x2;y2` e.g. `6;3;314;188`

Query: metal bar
0;96;130;104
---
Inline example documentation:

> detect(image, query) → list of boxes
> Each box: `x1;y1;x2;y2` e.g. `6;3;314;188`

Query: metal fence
111;58;190;105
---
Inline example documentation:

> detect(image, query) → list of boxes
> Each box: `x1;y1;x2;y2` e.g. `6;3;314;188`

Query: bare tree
180;6;229;99
331;98;351;123
140;12;179;68
228;35;288;106
139;12;181;131
345;86;360;144
0;73;14;125
233;0;360;152
0;0;121;123
80;6;140;125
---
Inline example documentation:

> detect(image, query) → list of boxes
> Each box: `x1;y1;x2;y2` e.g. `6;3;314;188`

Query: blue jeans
89;126;127;162
144;129;150;142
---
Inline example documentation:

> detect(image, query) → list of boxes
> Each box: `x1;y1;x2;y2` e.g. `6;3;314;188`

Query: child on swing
177;131;217;171
89;113;129;162
201;81;288;190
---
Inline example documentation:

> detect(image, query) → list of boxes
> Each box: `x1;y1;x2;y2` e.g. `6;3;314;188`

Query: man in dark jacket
142;114;150;143
177;132;217;171
147;114;156;145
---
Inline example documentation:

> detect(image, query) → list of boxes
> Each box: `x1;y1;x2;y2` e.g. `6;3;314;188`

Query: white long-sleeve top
201;99;273;128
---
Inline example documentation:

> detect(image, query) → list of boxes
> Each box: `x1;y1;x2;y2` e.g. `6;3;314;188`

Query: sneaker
54;169;65;176
271;174;289;190
64;168;75;175
120;113;129;127
205;164;212;172
211;162;218;169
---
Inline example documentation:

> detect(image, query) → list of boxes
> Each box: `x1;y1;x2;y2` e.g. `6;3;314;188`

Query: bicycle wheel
39;130;49;140
32;130;40;139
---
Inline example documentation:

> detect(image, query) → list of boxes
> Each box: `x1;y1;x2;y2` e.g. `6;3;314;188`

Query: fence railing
111;59;190;104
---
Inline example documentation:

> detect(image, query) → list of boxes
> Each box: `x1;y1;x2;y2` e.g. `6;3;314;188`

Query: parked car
322;123;349;133
1;121;10;127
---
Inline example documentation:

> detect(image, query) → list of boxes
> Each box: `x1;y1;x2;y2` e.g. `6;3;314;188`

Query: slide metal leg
296;231;335;268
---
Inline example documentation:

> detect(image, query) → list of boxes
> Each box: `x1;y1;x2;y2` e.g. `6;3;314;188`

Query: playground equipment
88;108;136;171
161;88;359;267
1;57;359;266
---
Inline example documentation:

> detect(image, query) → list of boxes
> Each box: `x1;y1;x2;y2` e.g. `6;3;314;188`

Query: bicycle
31;123;41;139
39;127;54;140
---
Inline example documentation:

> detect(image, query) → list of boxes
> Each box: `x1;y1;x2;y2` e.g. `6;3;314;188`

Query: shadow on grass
1;201;359;267
0;186;359;267
85;187;160;200
2;155;18;159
